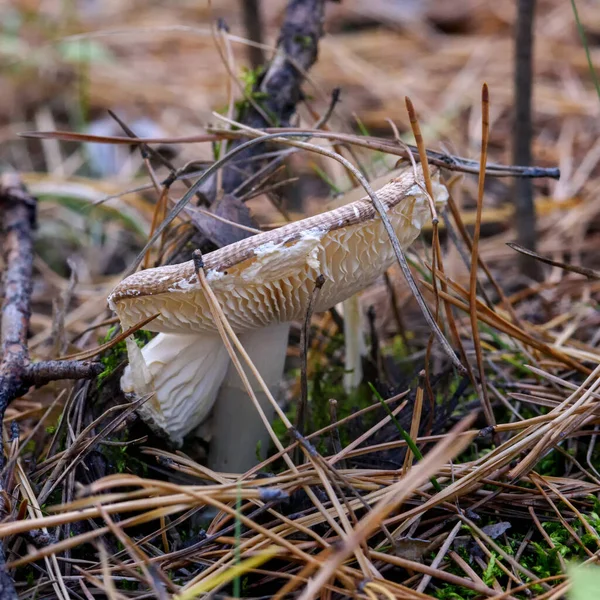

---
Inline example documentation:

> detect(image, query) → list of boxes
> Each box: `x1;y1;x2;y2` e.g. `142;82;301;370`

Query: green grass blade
368;382;442;492
570;0;600;102
233;481;242;598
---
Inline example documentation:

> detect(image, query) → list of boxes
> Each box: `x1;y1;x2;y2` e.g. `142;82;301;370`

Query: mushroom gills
121;332;230;446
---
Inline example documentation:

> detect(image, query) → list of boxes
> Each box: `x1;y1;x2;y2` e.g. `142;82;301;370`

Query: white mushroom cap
108;167;448;445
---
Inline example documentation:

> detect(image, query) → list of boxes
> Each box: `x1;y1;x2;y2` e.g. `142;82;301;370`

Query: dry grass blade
19;127;561;178
18;130;220;144
469;83;495;428
369;550;498;597
59;313;159;361
404;95;473;422
419;275;590;374
296;274;325;442
297;414;477;599
507;242;600;279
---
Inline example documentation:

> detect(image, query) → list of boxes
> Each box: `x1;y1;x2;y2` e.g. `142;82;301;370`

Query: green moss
386;334;412;361
229;65;281;126
431;547;479;598
101;441;148;476
482;552;504;586
22;439;36;454
432;515;600;599
239;65;265;93
293;34;313;49
434;585;477;599
117;579;138;591
535;449;564;477
97;327;154;387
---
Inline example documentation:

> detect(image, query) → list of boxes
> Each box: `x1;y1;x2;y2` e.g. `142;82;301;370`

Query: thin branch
513;0;541;279
20;127;561;179
507;242;600;280
22;361;104;387
295;274;325;460
0;173;35;412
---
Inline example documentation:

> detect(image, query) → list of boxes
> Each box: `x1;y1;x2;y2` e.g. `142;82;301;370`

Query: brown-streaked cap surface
109;167;448;335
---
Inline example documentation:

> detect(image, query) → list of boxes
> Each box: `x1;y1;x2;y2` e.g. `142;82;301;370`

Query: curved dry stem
212;113;465;373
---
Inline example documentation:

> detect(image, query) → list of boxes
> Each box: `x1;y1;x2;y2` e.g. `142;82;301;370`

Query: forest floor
1;0;600;598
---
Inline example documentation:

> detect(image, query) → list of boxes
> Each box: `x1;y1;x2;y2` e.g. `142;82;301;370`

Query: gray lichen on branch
218;0;326;194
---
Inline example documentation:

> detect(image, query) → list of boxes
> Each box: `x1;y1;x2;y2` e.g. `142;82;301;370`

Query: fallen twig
0;173;36;417
0;174;103;407
0;172;36;599
21;360;104;387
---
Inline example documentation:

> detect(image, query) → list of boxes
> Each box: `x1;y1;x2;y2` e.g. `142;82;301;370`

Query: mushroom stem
207;323;290;473
342;294;366;393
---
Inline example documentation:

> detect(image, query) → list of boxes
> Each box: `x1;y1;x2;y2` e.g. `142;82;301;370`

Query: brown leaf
187;193;257;248
394;537;431;562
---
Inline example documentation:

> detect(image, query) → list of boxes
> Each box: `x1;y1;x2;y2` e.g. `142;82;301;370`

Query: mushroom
341;293;367;393
107;167;449;461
